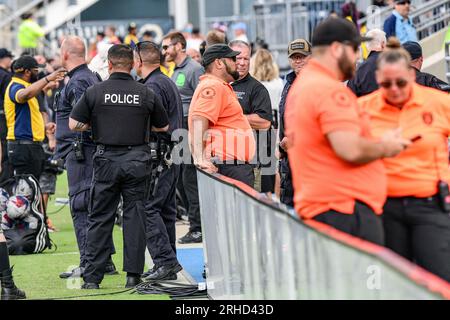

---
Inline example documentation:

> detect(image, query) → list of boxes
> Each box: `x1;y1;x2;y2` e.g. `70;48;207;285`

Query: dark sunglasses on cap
379;78;409;89
397;1;411;5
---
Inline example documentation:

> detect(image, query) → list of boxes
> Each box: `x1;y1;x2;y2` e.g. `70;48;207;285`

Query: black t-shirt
70;72;169;146
231;73;274;167
0;67;12;113
231;73;273;122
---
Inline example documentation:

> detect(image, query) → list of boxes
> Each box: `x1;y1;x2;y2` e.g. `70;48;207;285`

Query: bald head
61;36;86;69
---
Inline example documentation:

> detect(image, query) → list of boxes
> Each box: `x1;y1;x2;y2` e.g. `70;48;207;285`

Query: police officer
134;41;183;280
69;44;169;289
402;41;450;92
55;36;118;279
0;48;14;184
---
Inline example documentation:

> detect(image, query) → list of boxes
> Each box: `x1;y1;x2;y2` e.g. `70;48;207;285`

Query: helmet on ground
6;195;30;219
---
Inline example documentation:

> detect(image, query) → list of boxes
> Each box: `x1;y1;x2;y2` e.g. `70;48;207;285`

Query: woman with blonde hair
250;49;283;119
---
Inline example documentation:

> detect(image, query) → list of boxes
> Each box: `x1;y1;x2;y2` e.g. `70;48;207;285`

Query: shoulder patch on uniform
200;87;216;99
332;90;352;107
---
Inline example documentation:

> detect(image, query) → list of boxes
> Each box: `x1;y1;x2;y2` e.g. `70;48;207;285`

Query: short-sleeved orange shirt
188;74;256;162
285;59;387;219
358;84;450;197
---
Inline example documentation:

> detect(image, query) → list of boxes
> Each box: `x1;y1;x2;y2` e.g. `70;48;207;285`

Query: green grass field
9;172;169;300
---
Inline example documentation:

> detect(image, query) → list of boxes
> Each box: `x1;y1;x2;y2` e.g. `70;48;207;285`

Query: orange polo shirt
188;74;256;162
285;59;387;219
358;84;450;198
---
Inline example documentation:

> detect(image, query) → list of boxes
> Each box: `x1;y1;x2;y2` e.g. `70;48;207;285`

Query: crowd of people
0;0;449;300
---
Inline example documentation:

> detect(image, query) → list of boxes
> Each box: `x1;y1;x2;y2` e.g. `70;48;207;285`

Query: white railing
197;169;450;300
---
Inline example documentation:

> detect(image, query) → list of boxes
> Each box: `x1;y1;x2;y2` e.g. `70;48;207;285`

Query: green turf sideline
9;172;169;300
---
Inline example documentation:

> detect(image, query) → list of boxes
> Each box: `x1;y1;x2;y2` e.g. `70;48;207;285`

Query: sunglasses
161;42;178;51
135;41;160;63
379;78;409;89
397;1;411;5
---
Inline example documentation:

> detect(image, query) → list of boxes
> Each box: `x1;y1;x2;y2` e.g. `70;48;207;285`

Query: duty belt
7;140;42;145
96;144;148;154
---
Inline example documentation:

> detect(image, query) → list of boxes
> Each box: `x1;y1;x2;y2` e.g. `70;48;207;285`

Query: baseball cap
232;22;247;32
0;48;14;59
12;55;45;73
288;39;312;57
403;41;422;60
128;22;137;30
202;44;240;67
312;18;372;47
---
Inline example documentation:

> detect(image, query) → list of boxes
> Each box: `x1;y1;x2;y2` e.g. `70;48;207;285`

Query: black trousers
65;146;115;268
217;163;255;188
383;197;450;282
83;147;151;284
183;163;202;233
145;164;179;266
313;201;384;245
279;157;294;207
7;142;45;180
0;115;13;184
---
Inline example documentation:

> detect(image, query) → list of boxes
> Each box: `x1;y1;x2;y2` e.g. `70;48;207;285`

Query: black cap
0;48;14;59
403;41;422;60
12;55;45;73
312;18;372;47
202;44;240;67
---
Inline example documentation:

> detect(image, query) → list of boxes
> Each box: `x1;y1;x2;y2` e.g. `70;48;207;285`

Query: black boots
0;242;26;300
1;267;26;300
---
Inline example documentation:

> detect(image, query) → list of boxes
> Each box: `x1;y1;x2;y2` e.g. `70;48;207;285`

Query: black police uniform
0;66;13;183
347;51;380;97
413;67;450;92
231;73;275;193
140;68;182;268
70;72;169;285
55;63;116;274
278;71;296;207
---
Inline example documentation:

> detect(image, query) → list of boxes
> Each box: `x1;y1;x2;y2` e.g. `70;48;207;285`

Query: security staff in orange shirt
285;18;410;245
358;38;450;282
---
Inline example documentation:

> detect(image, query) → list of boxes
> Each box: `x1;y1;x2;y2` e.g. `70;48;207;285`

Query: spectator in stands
88;31;105;62
232;22;249;44
348;28;387;97
402;41;449;92
141;30;156;42
18;13;45;56
383;0;418;44
187;27;204;52
124;22;139;49
187;48;202;64
358;38;450;282
103;25;121;45
278;39;311;207
250;49;283;127
341;1;360;27
0;49;14;184
205;30;226;48
285;18;410;244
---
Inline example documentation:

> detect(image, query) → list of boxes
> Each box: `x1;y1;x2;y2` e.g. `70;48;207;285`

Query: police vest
90;74;155;146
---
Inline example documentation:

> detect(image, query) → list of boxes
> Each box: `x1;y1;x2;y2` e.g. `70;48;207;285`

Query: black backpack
0;174;52;255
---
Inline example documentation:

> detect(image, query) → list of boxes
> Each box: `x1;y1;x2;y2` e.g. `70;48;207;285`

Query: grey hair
366;29;387;52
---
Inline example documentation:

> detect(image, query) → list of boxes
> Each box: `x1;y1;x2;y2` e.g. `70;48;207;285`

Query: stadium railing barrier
197;169;450;300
